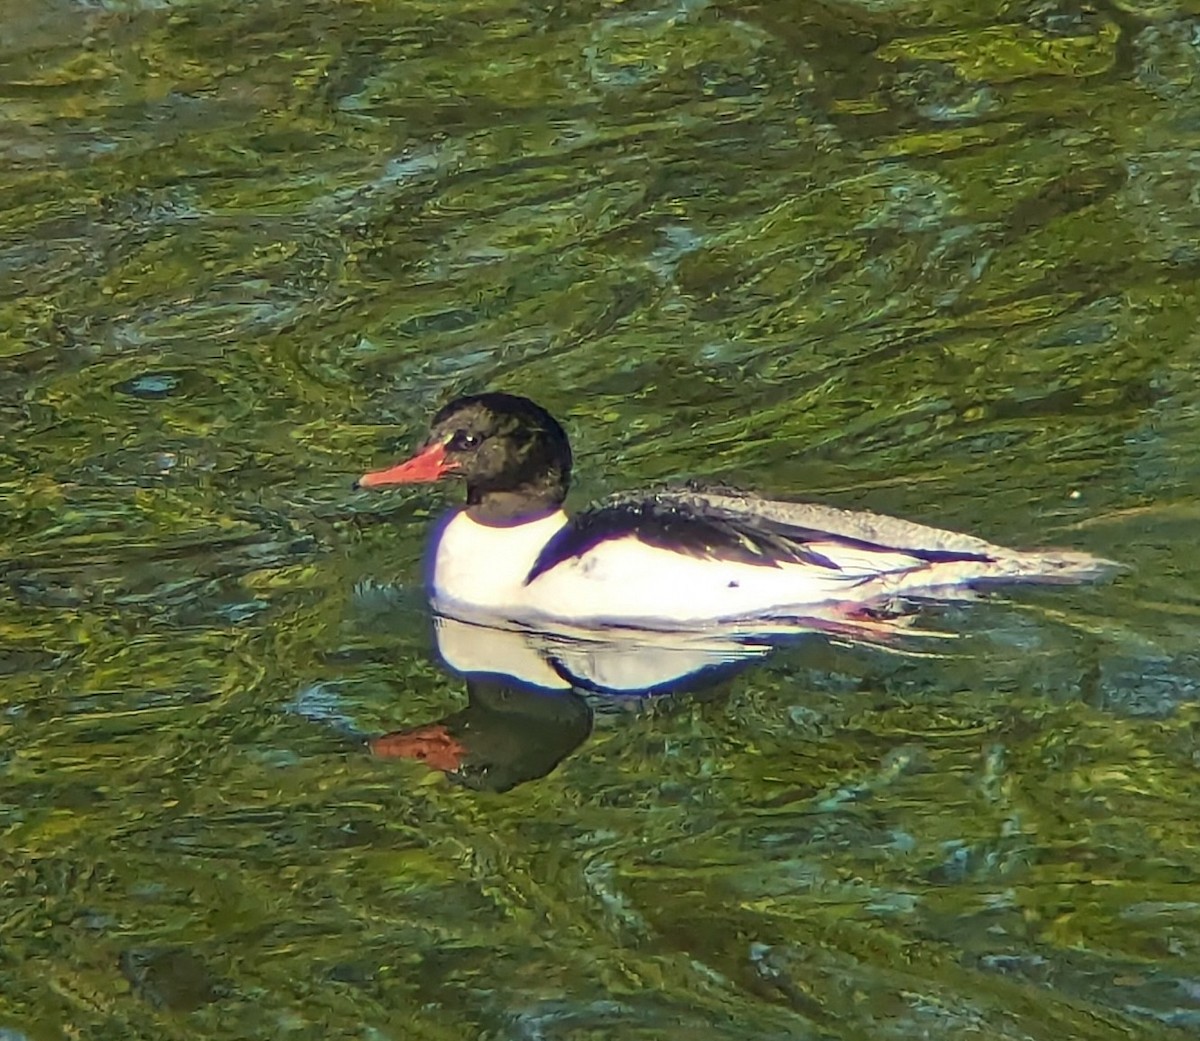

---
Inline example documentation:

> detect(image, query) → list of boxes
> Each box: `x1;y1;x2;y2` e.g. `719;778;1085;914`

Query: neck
465;485;565;526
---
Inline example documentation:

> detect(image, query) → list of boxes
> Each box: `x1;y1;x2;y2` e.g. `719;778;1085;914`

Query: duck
355;392;1117;631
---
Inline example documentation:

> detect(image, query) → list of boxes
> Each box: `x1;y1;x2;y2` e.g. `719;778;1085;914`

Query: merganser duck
356;393;1117;630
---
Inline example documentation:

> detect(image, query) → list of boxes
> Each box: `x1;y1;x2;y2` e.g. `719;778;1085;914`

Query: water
2;0;1200;1036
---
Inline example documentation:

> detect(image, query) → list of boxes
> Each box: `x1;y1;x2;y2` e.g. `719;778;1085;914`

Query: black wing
526;490;845;583
526;486;999;584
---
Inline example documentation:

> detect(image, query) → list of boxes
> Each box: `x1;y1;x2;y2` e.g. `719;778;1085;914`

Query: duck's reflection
367;613;894;791
371;677;593;792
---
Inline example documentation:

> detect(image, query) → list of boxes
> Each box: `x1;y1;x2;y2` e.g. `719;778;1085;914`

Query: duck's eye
447;430;482;451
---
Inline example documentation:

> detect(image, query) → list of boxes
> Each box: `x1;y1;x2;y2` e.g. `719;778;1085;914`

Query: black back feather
526;491;838;582
525;487;996;584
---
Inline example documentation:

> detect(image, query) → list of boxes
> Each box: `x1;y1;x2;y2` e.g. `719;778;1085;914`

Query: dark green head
357;393;572;522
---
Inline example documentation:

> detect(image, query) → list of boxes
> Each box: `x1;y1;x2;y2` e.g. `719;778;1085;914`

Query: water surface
2;0;1200;1037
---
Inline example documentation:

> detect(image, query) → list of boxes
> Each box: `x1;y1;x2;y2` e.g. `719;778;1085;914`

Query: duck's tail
971;547;1125;586
855;546;1123;605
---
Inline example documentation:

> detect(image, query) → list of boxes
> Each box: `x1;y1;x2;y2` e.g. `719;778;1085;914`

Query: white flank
427;507;1117;630
431;510;892;627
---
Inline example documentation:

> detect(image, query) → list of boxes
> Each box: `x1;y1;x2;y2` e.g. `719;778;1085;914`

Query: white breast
429;509;571;617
